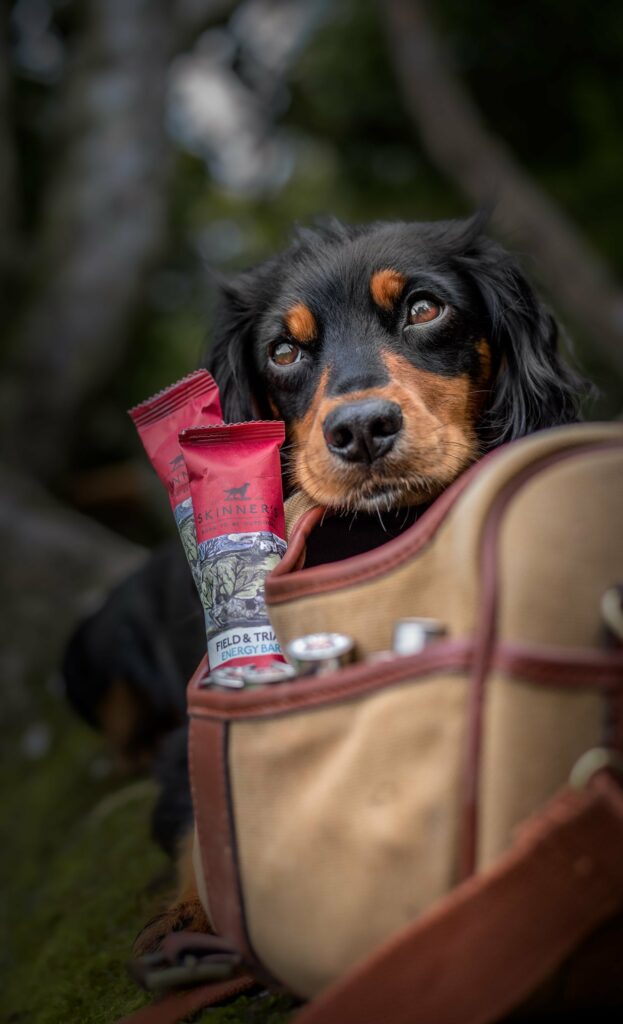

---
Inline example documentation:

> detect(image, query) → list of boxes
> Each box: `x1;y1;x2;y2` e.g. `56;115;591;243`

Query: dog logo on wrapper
223;482;250;500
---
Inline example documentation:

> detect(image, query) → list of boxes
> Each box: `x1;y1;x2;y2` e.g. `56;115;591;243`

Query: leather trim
188;715;249;954
186;638;623;723
279;506;325;574
496;643;623;688
265;452;495;604
461;440;623;879
267;433;623;605
188;640;473;721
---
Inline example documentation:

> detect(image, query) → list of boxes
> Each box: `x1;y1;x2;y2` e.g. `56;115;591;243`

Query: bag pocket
188;643;473;996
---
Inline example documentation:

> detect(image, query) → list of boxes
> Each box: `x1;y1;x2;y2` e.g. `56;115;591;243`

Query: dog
63;215;587;950
208;214;583;511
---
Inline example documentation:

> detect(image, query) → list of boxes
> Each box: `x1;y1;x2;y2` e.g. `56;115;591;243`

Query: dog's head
207;217;584;512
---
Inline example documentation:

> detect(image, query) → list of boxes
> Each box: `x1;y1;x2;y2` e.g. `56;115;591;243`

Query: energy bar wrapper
179;421;286;670
129;370;222;587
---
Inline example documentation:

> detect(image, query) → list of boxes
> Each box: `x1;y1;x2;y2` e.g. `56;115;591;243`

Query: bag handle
120;771;623;1024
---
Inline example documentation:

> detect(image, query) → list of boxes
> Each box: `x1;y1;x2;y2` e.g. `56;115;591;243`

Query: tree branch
381;0;623;376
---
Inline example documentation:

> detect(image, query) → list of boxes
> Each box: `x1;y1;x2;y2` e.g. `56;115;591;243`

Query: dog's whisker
398;506;412;530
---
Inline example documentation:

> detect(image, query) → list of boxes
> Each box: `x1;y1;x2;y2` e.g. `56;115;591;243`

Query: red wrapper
129;370;222;585
179;422;286;670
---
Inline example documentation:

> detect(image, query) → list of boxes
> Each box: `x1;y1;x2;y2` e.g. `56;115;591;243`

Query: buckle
128;932;243;993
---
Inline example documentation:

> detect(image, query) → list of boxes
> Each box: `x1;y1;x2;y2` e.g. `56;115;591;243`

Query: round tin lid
287;632;355;664
241;661;298;685
207;665;247;688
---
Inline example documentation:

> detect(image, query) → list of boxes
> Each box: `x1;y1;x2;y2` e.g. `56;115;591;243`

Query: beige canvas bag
127;423;623;1024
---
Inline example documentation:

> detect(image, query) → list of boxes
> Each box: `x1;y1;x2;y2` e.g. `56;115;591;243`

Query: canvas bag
164;423;623;1018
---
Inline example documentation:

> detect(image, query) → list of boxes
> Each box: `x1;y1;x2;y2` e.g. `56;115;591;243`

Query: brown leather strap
295;774;623;1024
116;974;257;1024
189;714;250;951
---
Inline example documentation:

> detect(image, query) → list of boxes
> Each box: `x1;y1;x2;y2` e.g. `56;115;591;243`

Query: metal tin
204;665;247;689
287;632;356;676
392;617;447;656
241;661;298;685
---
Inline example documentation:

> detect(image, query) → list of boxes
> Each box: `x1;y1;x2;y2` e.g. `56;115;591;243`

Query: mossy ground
1;699;294;1024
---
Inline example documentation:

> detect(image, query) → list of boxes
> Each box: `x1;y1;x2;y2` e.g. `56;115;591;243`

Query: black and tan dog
210;214;581;506
63;215;586;943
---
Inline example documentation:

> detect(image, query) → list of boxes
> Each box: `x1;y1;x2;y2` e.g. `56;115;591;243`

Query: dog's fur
63;542;204;770
63;216;587;951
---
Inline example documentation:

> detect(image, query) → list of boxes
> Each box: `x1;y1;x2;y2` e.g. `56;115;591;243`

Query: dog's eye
270;340;302;366
407;296;443;325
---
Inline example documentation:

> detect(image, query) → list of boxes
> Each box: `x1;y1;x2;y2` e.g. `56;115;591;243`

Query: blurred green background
1;1;622;1021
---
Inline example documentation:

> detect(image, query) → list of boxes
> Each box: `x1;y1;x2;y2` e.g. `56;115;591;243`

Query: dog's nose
323;399;403;464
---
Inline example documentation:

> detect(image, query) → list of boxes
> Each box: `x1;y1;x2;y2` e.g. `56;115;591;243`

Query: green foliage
197;994;296;1024
0;702;294;1023
1;710;161;1023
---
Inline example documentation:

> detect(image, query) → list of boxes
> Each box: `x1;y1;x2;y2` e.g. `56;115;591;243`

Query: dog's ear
455;228;588;445
206;262;276;422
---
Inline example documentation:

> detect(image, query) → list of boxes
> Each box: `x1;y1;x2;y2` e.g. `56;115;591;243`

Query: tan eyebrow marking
370;269;407;311
285;303;317;343
475;338;492;383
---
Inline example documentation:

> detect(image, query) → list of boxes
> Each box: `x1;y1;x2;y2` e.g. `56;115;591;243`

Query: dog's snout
323;399;403;464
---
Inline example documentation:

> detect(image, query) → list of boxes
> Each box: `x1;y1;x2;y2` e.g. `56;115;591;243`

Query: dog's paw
133;896;211;957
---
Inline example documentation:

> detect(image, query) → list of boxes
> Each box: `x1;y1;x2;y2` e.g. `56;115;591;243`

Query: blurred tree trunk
1;0;173;483
381;0;623;376
0;4;17;314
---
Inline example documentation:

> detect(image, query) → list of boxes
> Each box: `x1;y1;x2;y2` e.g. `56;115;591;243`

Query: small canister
287;632;356;676
242;661;298;685
204;665;247;689
392;617;447;656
